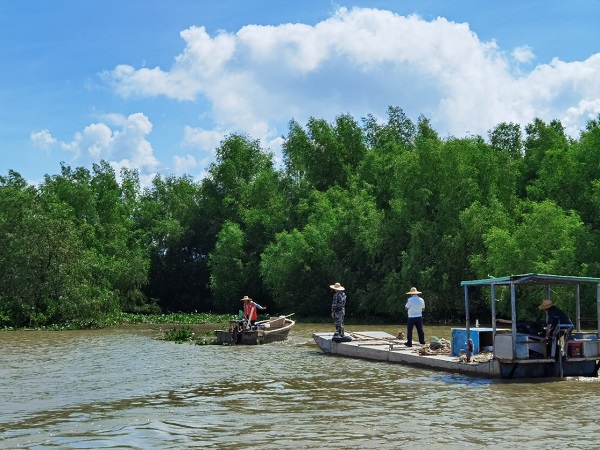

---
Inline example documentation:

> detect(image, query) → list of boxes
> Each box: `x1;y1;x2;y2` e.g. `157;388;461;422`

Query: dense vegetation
2;107;600;328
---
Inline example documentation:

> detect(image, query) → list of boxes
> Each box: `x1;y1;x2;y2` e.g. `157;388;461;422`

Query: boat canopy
461;273;600;287
460;273;600;359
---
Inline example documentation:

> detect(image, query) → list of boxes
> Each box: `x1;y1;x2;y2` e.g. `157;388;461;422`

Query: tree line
2;107;600;328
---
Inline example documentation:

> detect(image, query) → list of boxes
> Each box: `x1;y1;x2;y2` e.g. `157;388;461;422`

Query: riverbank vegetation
1;312;235;331
2;107;600;328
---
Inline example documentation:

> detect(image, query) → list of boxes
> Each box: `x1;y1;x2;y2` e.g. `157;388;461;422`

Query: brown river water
2;323;600;449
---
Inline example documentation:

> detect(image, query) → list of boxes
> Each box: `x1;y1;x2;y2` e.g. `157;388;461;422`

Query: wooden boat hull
216;317;295;345
313;331;600;379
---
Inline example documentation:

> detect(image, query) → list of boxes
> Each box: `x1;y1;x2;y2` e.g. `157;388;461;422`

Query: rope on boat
350;334;453;356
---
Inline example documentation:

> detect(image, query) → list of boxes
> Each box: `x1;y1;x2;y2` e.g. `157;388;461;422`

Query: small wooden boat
314;274;600;379
215;314;295;345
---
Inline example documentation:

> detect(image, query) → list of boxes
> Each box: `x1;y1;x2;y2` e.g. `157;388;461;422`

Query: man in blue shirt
405;287;426;347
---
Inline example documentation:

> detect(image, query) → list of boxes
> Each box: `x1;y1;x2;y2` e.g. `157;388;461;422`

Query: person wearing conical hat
404;287;425;347
538;298;572;338
241;295;266;329
330;282;346;337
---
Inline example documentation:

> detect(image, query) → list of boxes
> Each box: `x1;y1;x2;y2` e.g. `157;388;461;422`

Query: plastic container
568;342;583;357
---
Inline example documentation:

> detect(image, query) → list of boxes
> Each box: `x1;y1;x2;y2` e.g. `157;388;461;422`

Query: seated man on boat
538;298;574;356
539;299;573;336
241;295;266;330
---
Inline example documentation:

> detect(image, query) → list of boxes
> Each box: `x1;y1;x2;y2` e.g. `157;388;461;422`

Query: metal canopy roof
461;273;600;287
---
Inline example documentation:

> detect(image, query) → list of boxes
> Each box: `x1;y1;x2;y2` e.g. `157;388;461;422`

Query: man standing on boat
405;287;426;347
330;282;346;337
241;295;266;329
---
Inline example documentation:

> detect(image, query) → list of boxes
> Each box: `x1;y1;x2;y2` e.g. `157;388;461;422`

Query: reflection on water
2;324;600;449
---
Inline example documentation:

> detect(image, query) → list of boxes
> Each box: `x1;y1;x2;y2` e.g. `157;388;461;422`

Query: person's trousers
333;309;345;335
407;316;425;345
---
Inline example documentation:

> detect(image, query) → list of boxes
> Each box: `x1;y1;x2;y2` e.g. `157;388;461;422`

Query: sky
1;1;599;186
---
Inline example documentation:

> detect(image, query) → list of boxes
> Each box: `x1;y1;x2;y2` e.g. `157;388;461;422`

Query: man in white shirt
404;287;425;347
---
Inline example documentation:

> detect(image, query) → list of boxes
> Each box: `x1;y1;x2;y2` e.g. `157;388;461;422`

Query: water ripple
2;325;600;449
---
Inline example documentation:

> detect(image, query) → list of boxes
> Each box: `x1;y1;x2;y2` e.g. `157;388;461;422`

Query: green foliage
489;122;523;160
283;114;367;191
137;174;209;312
161;326;218;345
162;326;195;343
3;109;600;328
201;134;281;310
107;311;234;325
261;227;333;316
209;221;246;312
0;164;146;328
472;200;585;277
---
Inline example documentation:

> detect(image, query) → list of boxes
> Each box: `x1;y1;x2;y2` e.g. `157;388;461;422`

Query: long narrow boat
313;331;504;377
216;314;295;345
314;274;600;379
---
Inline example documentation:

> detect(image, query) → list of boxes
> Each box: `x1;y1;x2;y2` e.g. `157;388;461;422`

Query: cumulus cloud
563;98;600;136
26;6;600;189
512;45;535;64
103;6;599;149
173;154;198;177
31;129;57;151
32;113;159;180
182;125;226;153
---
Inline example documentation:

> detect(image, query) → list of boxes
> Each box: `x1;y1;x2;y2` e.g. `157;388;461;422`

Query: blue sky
2;1;599;185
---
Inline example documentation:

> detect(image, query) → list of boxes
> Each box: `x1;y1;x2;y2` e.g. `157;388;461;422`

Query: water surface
2;324;600;449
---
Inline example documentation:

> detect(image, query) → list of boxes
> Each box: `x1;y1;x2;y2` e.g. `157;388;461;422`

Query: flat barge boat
313;274;600;379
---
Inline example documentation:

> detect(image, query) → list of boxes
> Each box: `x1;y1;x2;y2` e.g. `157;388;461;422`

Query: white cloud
512;46;535;64
37;113;159;176
172;154;197;177
105;26;236;102
182;125;226;152
563;98;600;136
61;122;113;160
31;129;57;151
103;6;600;148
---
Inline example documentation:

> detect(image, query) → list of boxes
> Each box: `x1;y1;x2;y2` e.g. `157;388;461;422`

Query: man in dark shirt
538;298;573;335
330;282;346;337
539;298;574;357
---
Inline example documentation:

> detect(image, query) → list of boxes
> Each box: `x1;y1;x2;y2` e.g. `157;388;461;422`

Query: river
2;323;600;449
